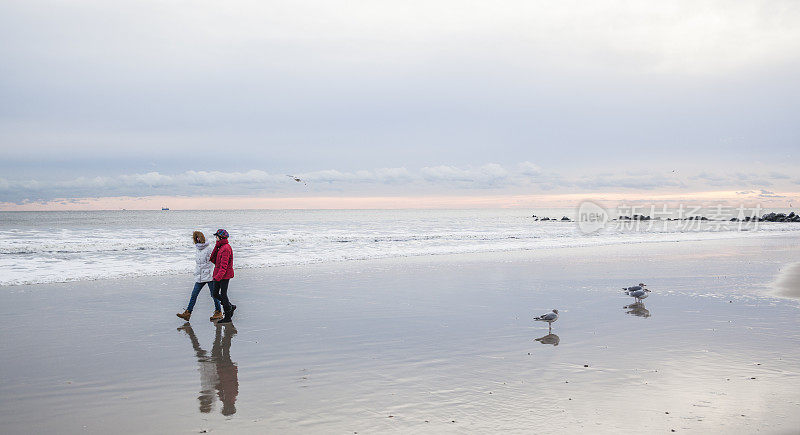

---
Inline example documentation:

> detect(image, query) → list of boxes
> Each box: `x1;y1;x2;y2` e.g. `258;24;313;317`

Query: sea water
1;209;799;286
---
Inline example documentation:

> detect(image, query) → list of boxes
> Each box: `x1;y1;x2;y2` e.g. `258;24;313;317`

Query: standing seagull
534;309;559;332
623;283;647;292
625;288;651;302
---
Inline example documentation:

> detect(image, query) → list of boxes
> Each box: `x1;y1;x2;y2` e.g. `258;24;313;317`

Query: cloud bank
1;163;798;205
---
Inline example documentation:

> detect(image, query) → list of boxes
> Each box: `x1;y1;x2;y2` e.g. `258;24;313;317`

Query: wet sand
774;262;800;300
1;236;799;434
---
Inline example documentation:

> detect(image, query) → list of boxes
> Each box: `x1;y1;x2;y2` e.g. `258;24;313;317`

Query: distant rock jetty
615;215;711;221
617;214;653;221
530;212;800;223
731;212;800;222
612;212;800;222
530;214;572;222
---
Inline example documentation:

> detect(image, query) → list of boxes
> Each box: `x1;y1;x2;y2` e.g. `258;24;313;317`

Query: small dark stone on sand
565;381;569;383
528;353;530;355
388;415;394;418
665;412;669;414
452;420;456;423
569;398;572;400
751;377;756;380
757;363;761;365
671;430;676;432
584;364;589;367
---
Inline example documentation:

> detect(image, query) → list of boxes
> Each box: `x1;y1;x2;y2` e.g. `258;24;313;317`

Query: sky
1;0;799;209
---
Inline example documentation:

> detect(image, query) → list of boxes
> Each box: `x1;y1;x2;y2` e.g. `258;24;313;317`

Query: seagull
625;288;651;302
286;175;307;185
534;309;559;332
623;283;647;292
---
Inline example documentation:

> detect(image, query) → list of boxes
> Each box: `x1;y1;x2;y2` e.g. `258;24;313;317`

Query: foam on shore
2;209;800;286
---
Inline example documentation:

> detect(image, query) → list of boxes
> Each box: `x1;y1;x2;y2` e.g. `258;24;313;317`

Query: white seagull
534;309;559;332
625;287;651;302
623;283;647;292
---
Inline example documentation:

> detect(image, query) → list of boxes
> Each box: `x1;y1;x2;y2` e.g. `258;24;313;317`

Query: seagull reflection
534;333;560;346
178;323;239;416
624;302;651;318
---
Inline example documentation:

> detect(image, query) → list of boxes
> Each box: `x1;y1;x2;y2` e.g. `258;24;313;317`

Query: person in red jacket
210;229;236;323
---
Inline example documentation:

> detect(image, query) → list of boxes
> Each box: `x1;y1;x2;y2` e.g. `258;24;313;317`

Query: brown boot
176;310;191;321
209;310;223;321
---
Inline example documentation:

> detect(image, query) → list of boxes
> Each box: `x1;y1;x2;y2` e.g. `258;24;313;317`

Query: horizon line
1;190;797;211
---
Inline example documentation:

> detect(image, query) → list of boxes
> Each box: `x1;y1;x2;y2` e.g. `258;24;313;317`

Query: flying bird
534;309;559;332
286;175;307;186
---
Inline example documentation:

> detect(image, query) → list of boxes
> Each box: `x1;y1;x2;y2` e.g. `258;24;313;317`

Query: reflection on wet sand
178;323;239;416
534;333;560;346
773;261;800;299
624;302;651;318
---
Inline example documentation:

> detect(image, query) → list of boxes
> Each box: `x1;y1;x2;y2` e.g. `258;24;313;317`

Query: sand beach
1;236;799;434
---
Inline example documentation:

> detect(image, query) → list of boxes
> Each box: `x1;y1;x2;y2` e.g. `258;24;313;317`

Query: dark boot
217;305;236;323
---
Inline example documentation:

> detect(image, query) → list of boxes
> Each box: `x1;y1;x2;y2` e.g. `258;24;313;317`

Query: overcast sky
1;0;798;208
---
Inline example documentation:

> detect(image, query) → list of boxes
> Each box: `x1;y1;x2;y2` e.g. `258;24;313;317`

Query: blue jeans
187;281;221;312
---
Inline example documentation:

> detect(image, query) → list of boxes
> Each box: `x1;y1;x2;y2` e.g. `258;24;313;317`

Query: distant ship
161;207;170;211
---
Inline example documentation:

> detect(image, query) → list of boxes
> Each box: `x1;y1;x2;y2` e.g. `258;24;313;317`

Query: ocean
2;208;799;286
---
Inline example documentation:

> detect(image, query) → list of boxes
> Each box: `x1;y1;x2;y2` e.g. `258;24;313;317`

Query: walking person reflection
178;323;239;416
212;323;239;416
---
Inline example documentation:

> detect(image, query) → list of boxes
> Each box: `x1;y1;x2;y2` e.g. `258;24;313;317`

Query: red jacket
210;239;234;281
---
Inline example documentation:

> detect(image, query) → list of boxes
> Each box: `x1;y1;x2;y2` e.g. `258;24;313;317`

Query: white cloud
518;161;543;177
692;171;776;188
758;189;786;198
373;167;414;183
421;164;509;186
3;163;800;204
570;175;684;191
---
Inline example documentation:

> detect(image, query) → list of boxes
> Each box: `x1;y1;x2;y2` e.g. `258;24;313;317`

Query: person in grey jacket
177;231;223;321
